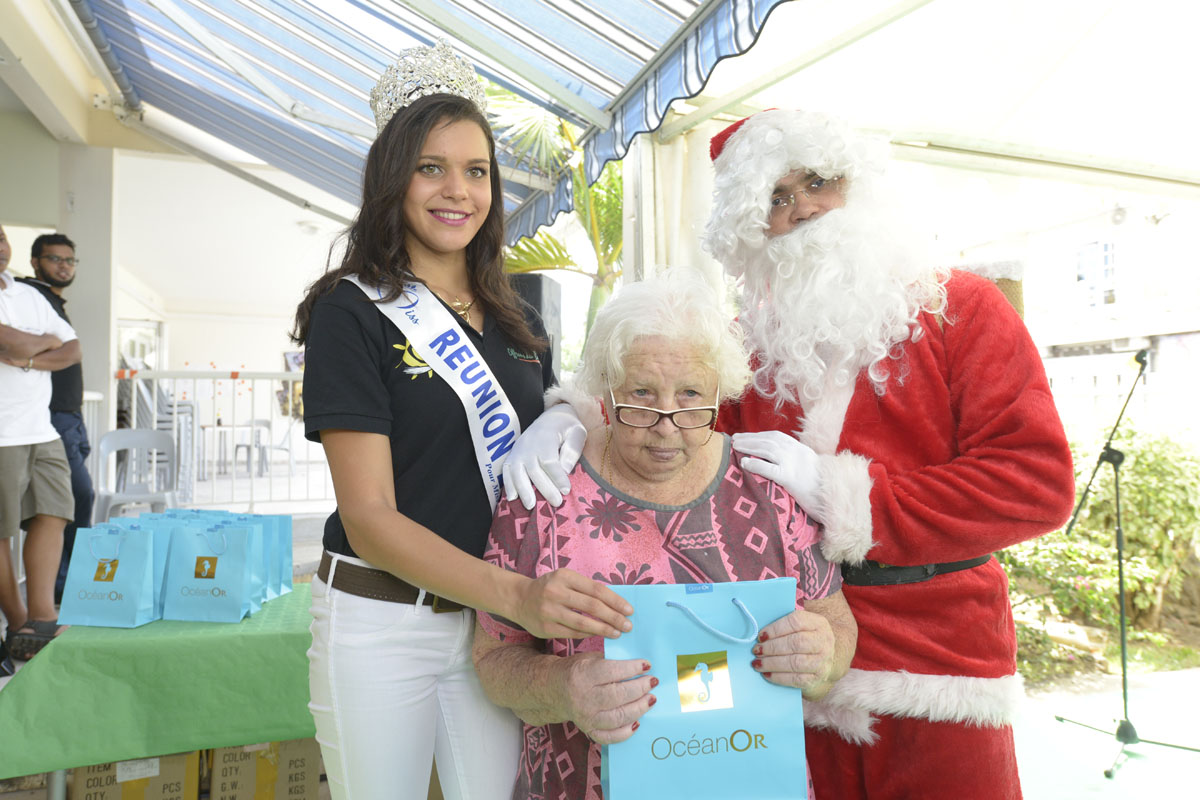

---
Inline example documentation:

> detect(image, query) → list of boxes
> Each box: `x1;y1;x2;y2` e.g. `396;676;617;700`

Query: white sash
344;276;522;511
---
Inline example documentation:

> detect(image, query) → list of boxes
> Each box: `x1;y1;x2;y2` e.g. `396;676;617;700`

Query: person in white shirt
0;224;81;667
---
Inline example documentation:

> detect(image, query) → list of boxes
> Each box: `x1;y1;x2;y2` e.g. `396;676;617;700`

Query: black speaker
509;272;562;378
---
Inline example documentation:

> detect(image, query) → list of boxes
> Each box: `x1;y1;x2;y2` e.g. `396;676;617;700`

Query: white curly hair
576;268;751;405
702;109;948;406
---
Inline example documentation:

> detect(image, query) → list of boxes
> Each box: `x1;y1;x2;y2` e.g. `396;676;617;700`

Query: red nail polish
751;659;762;669
632;721;640;732
648;695;657;707
642;662;651;672
650;676;659;689
752;645;762;656
763;672;772;679
758;631;769;643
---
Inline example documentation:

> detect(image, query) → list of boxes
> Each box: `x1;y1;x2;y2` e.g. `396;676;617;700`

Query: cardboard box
208;740;322;800
68;752;199;800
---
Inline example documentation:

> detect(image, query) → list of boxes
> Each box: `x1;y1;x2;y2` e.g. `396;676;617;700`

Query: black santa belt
841;555;993;586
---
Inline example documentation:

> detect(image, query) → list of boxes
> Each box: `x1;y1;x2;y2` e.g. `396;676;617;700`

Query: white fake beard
739;204;931;407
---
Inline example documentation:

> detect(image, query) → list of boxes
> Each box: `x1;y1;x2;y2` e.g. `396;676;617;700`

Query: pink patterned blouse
478;436;840;800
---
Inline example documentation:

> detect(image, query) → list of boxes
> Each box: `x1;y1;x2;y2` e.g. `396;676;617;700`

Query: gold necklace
448;295;474;322
601;428;615;487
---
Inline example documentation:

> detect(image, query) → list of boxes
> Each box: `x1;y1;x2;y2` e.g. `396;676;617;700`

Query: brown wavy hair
292;93;545;353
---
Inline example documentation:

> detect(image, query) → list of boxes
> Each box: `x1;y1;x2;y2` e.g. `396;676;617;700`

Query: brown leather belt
317;552;465;613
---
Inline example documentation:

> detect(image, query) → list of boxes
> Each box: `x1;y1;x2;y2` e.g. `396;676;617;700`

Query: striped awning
76;0;787;243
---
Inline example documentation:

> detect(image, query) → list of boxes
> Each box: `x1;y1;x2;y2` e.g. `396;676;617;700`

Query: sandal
7;619;64;661
0;636;13;677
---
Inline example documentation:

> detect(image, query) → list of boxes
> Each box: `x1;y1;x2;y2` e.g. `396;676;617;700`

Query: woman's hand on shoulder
512;569;634;640
556;652;656;745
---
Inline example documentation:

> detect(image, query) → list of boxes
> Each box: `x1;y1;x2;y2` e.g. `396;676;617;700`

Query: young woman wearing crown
292;41;634;800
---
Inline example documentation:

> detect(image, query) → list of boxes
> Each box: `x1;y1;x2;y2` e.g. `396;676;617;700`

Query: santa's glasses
768;173;843;218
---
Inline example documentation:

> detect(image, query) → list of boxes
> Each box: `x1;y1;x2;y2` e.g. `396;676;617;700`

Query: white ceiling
699;0;1200;177
0;77;26;112
114;150;352;318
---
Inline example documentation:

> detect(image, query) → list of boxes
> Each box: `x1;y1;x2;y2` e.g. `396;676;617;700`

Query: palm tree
489;88;623;334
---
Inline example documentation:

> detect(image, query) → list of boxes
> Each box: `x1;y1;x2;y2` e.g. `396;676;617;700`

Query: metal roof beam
145;0;375;139
398;0;612;130
890;134;1200;197
656;0;937;142
499;166;553;193
120;105;355;226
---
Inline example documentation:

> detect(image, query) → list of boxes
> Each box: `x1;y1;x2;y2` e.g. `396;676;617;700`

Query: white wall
167;311;295;372
0;111;58;227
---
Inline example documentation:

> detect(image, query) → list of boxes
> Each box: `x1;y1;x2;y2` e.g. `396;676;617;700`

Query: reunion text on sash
343;276;521;511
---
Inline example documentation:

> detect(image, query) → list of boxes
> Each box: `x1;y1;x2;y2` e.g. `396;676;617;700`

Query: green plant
999;424;1200;632
489;87;623;334
1074;426;1200;629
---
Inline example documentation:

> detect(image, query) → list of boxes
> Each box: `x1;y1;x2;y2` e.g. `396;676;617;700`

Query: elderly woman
473;270;856;800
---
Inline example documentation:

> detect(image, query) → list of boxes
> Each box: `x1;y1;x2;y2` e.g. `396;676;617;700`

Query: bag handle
666;597;759;644
88;531;126;562
198;527;229;555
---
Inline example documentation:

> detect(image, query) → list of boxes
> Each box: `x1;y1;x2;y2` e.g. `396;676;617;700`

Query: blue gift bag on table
602;578;806;799
107;516;176;616
161;525;254;622
58;526;159;628
268;514;293;596
217;519;266;613
229;515;281;601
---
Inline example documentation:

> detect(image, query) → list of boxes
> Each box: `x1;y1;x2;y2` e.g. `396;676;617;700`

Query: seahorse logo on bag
93;560;118;582
194;557;218;579
677;651;733;712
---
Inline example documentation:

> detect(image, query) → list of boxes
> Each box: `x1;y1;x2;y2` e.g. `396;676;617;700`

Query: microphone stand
1054;350;1200;777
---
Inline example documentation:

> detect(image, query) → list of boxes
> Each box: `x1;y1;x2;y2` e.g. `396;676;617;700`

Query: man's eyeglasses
768;173;843;219
39;255;78;267
608;387;719;429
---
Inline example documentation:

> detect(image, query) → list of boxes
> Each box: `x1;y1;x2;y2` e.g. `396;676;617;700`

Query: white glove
731;431;823;522
502;403;587;509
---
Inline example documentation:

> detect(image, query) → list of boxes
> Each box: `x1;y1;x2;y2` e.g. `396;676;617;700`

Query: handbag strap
666;598;759;644
88;531;125;562
199;527;228;555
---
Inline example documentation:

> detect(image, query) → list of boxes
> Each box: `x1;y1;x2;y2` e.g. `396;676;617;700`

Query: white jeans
308;554;520;800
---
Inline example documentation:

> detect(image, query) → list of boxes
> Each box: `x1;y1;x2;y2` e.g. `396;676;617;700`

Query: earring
600;399;610;426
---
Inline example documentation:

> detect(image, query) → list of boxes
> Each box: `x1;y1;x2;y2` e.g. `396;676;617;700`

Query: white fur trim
803;699;878;745
955;261;1024;282
805;669;1025;742
815;452;874;564
544;383;603;430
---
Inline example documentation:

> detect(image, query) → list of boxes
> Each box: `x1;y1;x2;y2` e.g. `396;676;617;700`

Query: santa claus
504;109;1075;799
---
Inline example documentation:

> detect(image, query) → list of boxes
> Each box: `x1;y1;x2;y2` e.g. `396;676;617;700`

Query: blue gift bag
106;516;177;617
161;525;253;622
58;526;159;628
218;519;266;613
269;514;293;596
230;515;278;601
602;578;806;799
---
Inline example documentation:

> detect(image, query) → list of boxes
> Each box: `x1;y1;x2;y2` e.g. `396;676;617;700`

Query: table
0;585;314;779
197;423;261;479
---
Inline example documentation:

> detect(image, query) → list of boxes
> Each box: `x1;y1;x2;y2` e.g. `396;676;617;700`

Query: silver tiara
369;39;487;135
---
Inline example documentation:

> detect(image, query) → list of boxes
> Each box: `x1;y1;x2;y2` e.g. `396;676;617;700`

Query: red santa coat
719;270;1075;742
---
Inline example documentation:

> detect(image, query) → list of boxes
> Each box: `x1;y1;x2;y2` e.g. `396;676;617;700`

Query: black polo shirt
304;279;553;560
16;277;84;413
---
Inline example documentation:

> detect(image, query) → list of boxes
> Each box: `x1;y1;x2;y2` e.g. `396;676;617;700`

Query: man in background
18;233;94;604
0;224;79;667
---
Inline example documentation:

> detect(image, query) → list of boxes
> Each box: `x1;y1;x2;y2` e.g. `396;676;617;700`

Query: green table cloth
0;584;315;778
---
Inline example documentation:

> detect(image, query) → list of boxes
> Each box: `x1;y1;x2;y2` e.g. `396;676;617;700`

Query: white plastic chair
94;428;179;522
